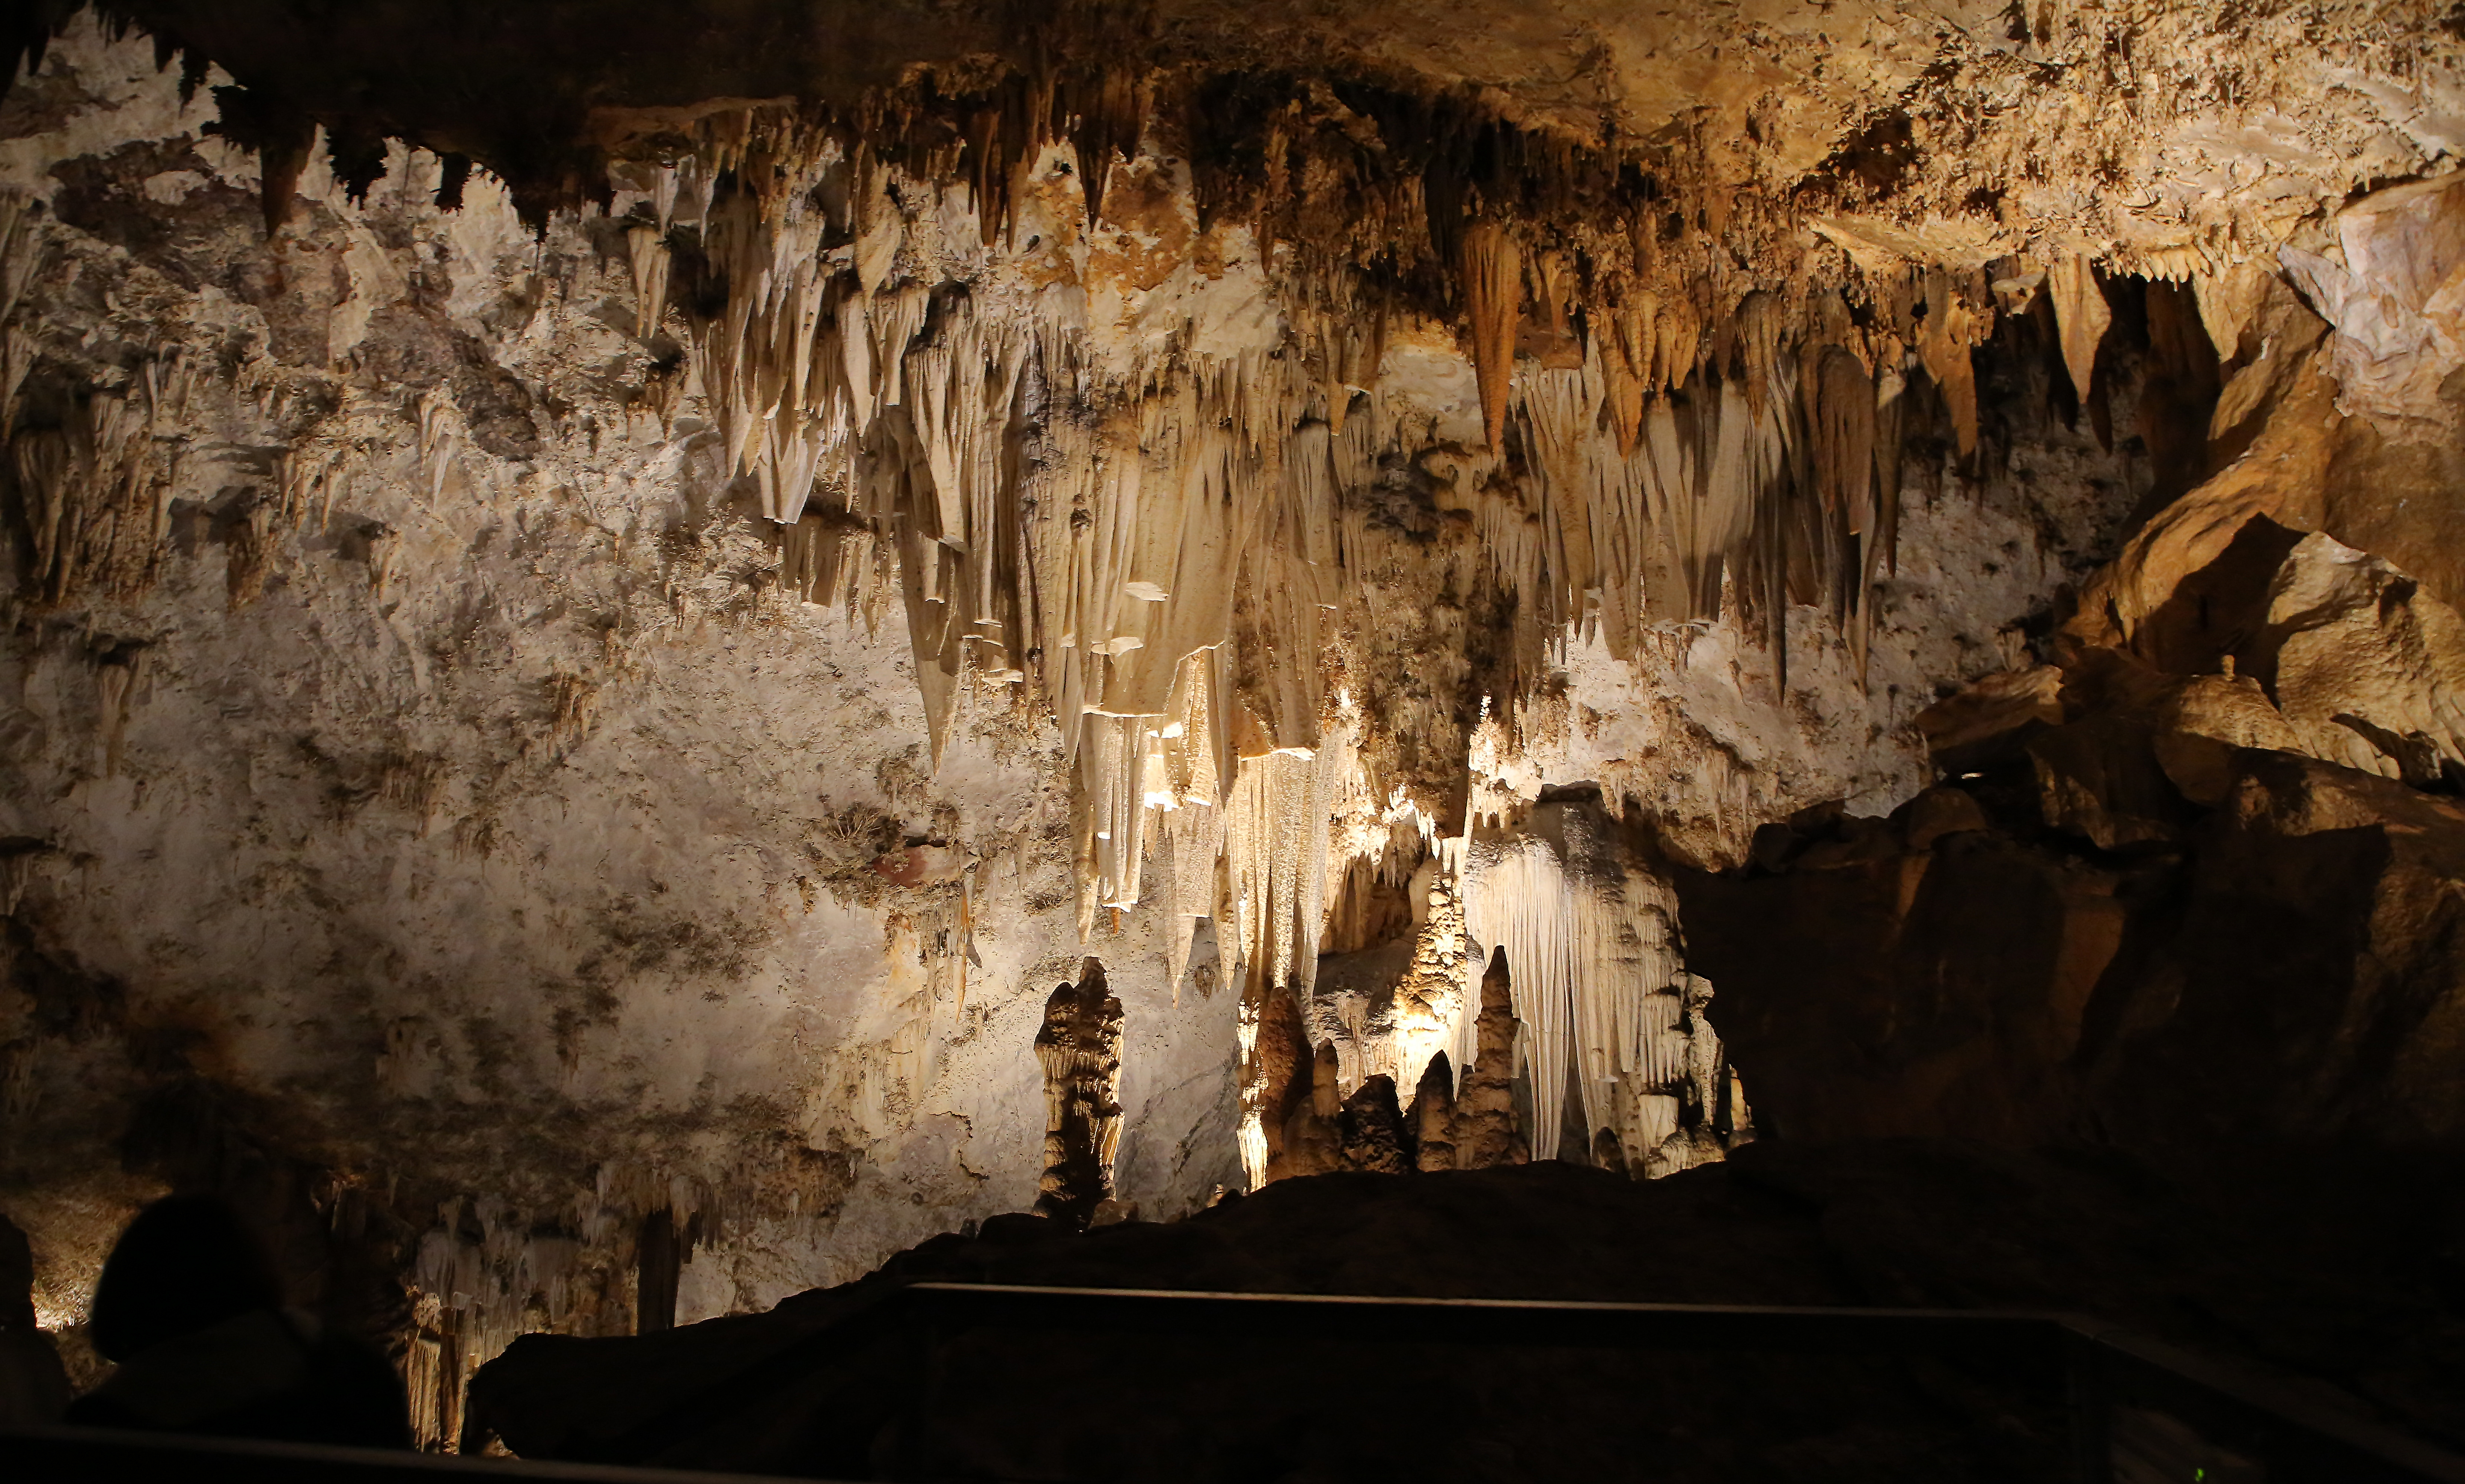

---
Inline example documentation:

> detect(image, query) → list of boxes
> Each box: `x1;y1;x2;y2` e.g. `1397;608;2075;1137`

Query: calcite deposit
0;0;2462;1457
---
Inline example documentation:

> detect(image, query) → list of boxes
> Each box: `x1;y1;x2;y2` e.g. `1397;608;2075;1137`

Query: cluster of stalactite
581;89;2172;1178
0;26;2242;1210
1270;928;1744;1184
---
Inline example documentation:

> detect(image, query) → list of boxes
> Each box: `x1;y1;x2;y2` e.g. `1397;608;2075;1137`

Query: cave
2;2;2464;1480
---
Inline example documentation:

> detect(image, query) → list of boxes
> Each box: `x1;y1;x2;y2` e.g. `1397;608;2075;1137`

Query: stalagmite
1277;1042;1346;1179
1411;1055;1458;1171
1035;959;1125;1229
1339;1075;1407;1173
1451;950;1527;1169
636;1209;686;1335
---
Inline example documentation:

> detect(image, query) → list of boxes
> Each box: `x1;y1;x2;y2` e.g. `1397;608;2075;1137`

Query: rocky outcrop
1688;264;2465;1168
1684;671;2465;1168
464;1142;2465;1475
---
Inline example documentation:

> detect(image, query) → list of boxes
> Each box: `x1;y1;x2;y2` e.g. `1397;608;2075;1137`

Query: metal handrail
883;1283;2465;1484
12;1282;2464;1482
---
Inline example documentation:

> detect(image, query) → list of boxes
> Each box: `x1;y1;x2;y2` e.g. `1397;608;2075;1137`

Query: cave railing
7;1281;2464;1482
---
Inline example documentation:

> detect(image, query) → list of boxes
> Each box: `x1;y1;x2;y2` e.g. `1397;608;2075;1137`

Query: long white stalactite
1461;805;1713;1166
596;102;1957;1197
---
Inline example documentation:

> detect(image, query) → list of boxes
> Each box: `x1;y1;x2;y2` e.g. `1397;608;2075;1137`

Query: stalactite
1812;345;1879;666
1916;268;1989;458
1461;221;1521;452
1225;742;1342;1001
577;97;1995;1030
627;225;671;340
1873;363;1907;578
6;374;178;607
14;73;2118;1203
2049;253;2110;404
1070;65;1151;226
1461;803;1728;1168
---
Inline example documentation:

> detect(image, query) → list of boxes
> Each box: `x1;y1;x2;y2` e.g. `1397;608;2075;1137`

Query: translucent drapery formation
1460;802;1726;1168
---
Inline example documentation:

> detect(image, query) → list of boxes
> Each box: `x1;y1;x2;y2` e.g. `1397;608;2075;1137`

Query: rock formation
462;1144;2465;1475
0;0;2459;1457
1034;958;1124;1227
1684;578;2465;1165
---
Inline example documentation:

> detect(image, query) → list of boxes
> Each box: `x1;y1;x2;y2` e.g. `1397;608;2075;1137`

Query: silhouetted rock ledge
469;1142;2465;1481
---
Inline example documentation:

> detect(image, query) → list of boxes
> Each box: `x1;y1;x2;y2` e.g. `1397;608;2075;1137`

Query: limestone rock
2281;172;2465;429
2151;672;2308;805
1336;1076;1406;1175
1915;666;2065;763
1681;742;2465;1162
1679;826;2138;1147
3;0;2462;1434
2263;531;2465;785
2025;713;2188;850
464;1145;2465;1475
1890;786;1989;851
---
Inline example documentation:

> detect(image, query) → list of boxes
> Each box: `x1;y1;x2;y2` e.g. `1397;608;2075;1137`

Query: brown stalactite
1460;220;1521;453
2048;253;2110;407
